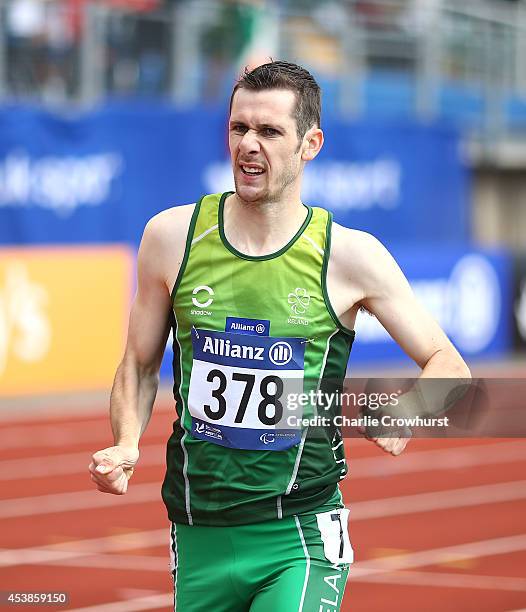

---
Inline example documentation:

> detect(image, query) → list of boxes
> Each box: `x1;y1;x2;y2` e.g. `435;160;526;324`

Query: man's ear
301;127;324;161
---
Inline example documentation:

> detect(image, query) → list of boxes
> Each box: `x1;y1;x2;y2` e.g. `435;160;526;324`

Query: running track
1;397;525;611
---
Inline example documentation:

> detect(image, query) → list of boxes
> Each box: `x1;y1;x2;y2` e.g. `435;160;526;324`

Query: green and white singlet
161;192;355;526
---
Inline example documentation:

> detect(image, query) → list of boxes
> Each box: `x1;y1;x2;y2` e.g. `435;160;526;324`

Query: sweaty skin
89;88;470;493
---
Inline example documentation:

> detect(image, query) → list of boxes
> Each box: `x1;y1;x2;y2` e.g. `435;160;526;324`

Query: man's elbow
447;351;471;380
459;362;472;380
427;346;471;380
119;349;162;386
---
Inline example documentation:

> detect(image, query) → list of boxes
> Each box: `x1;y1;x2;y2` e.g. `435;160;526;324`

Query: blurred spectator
350;0;403;29
201;0;277;101
108;0;166;96
7;0;47;95
43;1;77;102
238;0;278;73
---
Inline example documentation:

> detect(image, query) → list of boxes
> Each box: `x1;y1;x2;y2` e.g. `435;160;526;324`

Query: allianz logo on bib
193;328;305;370
202;336;293;366
268;341;293;366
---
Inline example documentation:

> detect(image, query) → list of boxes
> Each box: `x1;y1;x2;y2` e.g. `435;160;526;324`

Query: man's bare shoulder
330;222;409;302
330;222;387;268
329;222;404;302
143;203;196;245
137;205;196;288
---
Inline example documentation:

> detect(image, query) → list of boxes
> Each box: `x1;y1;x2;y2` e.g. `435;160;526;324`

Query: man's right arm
89;205;194;494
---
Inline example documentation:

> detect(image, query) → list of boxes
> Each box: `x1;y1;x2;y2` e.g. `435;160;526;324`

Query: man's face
229;88;304;205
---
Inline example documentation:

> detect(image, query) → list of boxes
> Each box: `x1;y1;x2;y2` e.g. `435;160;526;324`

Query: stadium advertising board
0;105;468;247
0;246;132;396
352;248;512;363
513;253;526;351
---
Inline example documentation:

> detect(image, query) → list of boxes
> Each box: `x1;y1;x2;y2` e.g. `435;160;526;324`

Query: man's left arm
357;233;471;455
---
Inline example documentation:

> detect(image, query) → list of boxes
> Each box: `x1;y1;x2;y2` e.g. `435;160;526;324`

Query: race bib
187;325;305;450
316;508;354;565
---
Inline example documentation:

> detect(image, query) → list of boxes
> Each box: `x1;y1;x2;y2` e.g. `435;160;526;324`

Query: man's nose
239;130;260;154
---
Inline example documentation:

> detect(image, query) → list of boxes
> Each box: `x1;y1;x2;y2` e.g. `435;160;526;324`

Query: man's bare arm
328;225;470;455
109;218;173;448
89;205;194;493
357;233;469;379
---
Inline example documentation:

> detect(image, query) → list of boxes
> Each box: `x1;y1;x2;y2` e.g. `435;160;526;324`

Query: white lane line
0;528;167;567
349;480;526;520
55;555;526;593
32;551;526;593
0;483;161;520
47;553;168;572
1;479;525;522
5;530;526;597
0;423;113;449
45;555;526;592
3;439;526;482
349;440;526;478
0;443;165;481
66;593;173;612
355;569;526;592
0;413;173;450
349;534;526;579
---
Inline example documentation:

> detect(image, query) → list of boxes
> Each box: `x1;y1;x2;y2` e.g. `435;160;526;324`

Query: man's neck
223;192;308;257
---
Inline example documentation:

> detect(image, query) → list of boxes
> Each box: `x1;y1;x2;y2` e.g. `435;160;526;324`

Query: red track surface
1;401;525;611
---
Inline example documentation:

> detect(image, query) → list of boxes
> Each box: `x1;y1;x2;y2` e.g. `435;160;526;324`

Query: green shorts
169;490;353;611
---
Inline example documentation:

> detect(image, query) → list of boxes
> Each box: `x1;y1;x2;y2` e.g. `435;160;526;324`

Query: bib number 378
203;369;284;425
187;328;305;451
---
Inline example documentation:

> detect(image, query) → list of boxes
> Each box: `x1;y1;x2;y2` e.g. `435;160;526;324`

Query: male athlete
89;61;470;611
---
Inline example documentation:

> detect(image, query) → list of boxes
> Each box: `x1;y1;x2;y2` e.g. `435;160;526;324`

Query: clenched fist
89;445;140;495
367;433;411;456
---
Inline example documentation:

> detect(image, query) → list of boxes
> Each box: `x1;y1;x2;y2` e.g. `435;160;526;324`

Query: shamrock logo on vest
288;287;310;316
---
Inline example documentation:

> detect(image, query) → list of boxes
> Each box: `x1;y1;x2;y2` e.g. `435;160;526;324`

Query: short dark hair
229;61;321;140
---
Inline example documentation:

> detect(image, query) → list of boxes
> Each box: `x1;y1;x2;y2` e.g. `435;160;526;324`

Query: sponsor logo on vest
192;285;214;308
191;285;214;315
225;317;270;336
202;336;265;360
230;322;259;332
268;341;293;366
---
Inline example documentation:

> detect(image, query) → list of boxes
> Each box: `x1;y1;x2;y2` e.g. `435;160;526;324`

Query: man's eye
262;128;279;136
232;125;247;134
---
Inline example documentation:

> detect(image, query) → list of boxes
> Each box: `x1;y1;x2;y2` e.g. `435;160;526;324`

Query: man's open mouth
241;165;265;176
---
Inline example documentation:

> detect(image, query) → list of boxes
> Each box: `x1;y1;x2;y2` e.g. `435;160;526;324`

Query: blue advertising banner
160;247;512;381
0;103;468;247
351;248;512;364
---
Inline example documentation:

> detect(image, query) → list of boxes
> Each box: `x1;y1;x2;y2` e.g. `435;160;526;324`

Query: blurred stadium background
0;0;526;610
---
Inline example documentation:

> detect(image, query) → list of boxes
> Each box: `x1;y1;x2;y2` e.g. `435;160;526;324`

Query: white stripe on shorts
294;515;311;612
170;523;178;610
